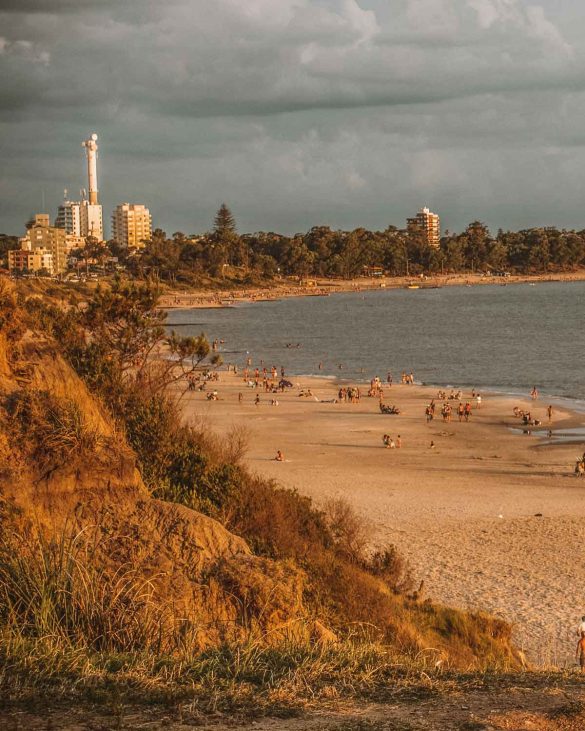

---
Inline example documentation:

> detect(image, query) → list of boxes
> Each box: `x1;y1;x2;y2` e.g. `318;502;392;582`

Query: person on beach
576;632;585;673
458;402;464;422
275;450;284;462
531;386;539;400
464;402;472;421
396;434;401;448
254;394;260;406
238;392;243;404
476;394;482;409
578;616;585;636
383;434;390;448
547;404;553;422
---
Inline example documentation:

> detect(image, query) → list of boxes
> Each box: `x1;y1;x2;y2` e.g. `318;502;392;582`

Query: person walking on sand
396;434;402;449
576;632;585;673
531;386;538;400
547;404;553;422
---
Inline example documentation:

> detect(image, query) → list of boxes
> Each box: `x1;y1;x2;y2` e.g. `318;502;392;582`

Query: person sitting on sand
576;632;585;673
382;434;390;448
275;450;284;462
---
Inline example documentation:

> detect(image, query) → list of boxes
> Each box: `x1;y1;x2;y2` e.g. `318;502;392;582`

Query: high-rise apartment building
80;201;104;240
407;207;441;248
55;199;103;241
55;199;82;235
112;203;152;248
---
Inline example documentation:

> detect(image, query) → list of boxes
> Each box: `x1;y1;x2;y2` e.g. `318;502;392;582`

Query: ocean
166;280;585;405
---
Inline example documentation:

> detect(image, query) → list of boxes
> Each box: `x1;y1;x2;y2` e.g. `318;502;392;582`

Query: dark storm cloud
1;0;584;236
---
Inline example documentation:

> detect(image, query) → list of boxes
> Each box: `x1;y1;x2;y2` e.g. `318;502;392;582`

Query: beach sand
182;371;585;666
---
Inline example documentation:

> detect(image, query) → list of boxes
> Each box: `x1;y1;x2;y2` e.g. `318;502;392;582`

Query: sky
1;0;585;238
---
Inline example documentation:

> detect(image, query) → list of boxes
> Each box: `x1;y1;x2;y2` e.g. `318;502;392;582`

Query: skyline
2;1;585;236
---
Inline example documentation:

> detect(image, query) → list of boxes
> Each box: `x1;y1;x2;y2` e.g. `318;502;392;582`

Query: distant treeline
128;208;585;284
4;205;585;283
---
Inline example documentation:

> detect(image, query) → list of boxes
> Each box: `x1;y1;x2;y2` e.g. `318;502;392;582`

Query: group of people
436;389;464;401
425;399;474;423
368;376;384;398
187;370;220;391
400;371;415;384
338;386;361;403
512;404;553;425
382;434;401;449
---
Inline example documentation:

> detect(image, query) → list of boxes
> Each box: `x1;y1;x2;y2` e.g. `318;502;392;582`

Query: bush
6;391;103;474
0;530;174;653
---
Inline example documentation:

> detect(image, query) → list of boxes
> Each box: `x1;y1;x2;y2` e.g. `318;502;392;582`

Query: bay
166;281;585;404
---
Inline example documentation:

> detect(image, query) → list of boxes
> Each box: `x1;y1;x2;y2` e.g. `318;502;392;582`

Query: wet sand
182;371;585;666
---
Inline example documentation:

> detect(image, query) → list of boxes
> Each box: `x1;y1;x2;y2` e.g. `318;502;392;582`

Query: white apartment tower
112;203;152;248
55;196;82;235
407;206;441;248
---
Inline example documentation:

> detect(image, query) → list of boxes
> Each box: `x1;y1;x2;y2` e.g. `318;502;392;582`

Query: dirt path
4;676;585;730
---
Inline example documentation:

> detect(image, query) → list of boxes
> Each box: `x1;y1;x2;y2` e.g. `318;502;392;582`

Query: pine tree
213;203;237;238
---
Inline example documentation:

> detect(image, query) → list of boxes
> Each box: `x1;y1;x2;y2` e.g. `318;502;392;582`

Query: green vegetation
0;277;524;721
114;210;585;287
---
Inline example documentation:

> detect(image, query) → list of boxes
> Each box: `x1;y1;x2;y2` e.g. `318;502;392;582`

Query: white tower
82;133;99;205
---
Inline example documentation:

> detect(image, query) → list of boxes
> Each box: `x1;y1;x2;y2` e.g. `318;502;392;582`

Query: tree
211;204;242;269
213;203;237;238
79;278;220;398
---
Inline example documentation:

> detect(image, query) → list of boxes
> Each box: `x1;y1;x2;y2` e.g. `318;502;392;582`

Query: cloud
0;0;584;236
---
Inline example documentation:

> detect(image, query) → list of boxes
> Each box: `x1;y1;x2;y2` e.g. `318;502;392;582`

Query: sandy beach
182;370;585;667
159;270;585;310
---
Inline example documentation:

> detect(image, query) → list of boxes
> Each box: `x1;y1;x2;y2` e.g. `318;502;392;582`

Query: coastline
180;368;585;667
159;270;585;309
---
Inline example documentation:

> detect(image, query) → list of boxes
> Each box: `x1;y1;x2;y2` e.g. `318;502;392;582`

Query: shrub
0;529;173;654
6;391;103;474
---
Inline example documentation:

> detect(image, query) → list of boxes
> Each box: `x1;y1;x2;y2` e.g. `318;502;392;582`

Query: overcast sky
1;0;584;237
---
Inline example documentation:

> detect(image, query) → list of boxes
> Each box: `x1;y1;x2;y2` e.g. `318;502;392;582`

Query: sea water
166;280;585;403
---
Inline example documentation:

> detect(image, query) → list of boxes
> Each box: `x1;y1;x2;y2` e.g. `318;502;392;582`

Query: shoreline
159;270;585;309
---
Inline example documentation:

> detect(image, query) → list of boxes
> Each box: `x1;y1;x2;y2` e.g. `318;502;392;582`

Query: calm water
166;281;585;404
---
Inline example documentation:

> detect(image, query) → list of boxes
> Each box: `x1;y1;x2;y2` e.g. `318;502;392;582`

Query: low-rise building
14;213;68;274
8;247;53;274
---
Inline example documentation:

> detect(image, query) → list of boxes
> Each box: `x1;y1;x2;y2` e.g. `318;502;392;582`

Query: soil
3;677;585;730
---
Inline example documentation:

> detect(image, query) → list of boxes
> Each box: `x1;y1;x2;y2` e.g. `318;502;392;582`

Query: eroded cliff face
0;328;306;648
